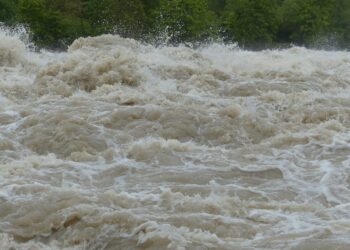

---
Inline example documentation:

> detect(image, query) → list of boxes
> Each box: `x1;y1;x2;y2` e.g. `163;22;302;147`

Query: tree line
1;0;349;49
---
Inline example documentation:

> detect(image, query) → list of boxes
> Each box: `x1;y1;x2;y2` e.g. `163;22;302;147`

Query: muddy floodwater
1;28;350;249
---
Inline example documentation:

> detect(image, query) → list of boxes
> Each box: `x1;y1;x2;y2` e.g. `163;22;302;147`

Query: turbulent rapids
1;27;350;250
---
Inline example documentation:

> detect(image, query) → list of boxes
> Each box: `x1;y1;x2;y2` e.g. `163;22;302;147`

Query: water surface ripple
1;30;350;250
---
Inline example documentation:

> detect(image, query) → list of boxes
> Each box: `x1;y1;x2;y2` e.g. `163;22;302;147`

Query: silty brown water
1;28;350;249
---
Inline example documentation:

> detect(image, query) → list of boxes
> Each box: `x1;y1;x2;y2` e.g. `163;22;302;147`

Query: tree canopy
0;0;349;49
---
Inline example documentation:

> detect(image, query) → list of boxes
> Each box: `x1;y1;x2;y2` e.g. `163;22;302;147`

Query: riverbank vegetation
1;0;349;49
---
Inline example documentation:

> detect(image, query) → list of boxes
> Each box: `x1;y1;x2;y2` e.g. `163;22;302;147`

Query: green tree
207;0;226;14
223;0;280;46
279;0;334;44
330;0;350;48
83;0;145;38
139;0;161;34
46;0;84;17
151;0;217;43
4;0;350;49
17;0;90;48
0;0;18;24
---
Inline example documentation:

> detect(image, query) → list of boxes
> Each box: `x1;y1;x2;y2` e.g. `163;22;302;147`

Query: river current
0;27;350;250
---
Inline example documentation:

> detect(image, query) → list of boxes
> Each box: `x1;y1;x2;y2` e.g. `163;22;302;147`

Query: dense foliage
0;0;349;49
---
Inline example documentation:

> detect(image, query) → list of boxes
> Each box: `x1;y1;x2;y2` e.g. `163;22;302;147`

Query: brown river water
1;27;350;249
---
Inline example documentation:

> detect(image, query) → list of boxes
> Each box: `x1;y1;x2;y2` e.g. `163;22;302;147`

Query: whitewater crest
0;25;35;68
35;35;142;96
1;31;350;250
0;34;26;67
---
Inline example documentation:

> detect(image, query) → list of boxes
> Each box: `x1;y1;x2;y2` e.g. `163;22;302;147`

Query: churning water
0;27;350;250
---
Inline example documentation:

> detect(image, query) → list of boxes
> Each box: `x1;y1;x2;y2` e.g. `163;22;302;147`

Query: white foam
0;33;350;249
